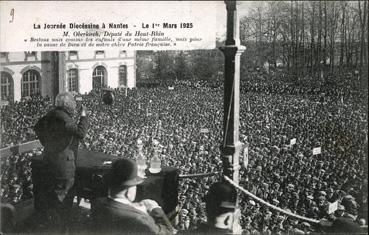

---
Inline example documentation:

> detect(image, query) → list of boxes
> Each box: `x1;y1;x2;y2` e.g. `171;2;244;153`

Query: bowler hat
107;158;144;188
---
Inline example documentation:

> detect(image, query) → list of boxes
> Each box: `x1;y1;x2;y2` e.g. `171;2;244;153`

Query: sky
215;1;259;39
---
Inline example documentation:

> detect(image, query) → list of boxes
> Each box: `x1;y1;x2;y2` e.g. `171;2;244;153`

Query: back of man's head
204;182;237;224
341;196;358;217
55;92;76;114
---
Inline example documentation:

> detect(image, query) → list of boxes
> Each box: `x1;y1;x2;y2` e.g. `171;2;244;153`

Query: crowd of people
1;150;40;204
1;70;367;233
1;95;52;148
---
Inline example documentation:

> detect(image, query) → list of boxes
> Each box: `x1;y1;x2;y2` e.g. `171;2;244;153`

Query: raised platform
31;149;179;214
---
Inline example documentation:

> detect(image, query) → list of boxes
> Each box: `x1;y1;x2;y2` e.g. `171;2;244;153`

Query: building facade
0;50;136;102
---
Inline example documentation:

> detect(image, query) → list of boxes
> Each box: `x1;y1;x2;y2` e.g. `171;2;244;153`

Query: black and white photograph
0;1;368;234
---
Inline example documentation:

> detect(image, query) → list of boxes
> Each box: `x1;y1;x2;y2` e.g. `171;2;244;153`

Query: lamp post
220;0;245;233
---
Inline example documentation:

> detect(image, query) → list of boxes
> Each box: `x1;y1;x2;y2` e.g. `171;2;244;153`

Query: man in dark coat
180;181;238;234
327;197;363;233
33;92;88;231
91;158;174;234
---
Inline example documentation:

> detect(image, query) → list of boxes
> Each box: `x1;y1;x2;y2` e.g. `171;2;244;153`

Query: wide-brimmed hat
107;158;144;188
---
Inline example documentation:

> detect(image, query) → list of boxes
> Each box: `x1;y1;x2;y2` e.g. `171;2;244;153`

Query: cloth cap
343;195;355;201
319;191;327;196
181;209;189;215
302;222;310;227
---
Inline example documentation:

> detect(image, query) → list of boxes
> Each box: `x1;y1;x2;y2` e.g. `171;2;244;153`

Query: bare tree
236;0;367;82
310;2;316;75
358;0;368;77
340;1;348;70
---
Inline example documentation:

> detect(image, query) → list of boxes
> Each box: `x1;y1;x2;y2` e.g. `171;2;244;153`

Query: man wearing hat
92;159;173;234
181;182;238;234
326;188;336;203
334;205;345;218
321;197;363;233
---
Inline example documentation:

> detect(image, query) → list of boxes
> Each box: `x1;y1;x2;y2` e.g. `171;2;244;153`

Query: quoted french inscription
28;22;199;49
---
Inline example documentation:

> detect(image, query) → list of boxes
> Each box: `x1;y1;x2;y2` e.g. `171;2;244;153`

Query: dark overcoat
34;106;88;201
92;197;173;234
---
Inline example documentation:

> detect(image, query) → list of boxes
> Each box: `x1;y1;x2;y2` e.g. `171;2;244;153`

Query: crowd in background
1;70;367;233
0;95;52;148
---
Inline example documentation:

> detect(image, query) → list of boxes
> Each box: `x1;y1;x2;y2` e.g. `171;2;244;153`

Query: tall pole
220;0;245;232
51;51;66;100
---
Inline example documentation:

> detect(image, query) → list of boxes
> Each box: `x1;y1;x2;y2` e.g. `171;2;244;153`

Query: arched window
119;65;127;87
1;72;13;101
68;69;79;92
92;66;107;89
21;70;40;97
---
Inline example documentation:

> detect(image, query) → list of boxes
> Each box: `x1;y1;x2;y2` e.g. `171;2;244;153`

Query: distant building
0;50;136;102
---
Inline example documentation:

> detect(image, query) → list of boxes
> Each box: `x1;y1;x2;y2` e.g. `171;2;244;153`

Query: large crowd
1;70;367;233
0;95;52;148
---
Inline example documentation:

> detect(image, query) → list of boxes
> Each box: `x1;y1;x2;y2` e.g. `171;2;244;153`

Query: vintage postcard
0;1;367;234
